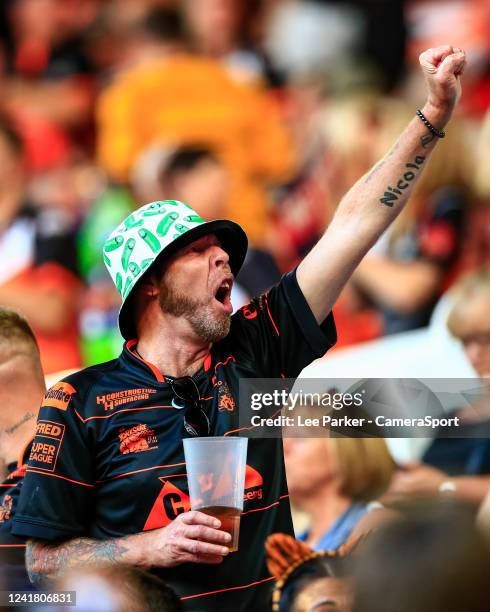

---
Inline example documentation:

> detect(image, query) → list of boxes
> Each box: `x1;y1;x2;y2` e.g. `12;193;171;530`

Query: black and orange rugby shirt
13;270;336;611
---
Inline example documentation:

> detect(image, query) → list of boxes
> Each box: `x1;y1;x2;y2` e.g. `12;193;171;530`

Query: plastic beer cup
183;437;248;552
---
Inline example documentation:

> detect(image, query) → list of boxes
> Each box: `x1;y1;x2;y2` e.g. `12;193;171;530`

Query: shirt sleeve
11;379;95;541
227;269;336;378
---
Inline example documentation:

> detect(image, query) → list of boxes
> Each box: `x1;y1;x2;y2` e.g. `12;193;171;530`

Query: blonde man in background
0;308;45;589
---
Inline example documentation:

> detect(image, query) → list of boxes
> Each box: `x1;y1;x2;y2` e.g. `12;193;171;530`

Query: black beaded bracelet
416;109;445;138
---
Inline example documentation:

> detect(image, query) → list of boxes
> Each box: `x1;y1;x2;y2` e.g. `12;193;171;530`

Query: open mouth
214;278;233;312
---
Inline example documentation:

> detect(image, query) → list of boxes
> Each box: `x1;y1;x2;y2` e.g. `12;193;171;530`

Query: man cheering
13;46;466;610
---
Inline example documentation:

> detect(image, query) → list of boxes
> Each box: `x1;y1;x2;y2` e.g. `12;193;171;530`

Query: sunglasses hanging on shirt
169;376;211;437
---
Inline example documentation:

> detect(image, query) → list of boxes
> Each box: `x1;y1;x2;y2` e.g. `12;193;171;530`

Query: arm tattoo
363;141;400;185
421;131;436;148
363;159;386;184
26;537;130;586
379;155;426;207
4;412;36;435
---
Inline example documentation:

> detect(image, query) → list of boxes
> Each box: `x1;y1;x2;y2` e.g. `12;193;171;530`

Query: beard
158;278;231;343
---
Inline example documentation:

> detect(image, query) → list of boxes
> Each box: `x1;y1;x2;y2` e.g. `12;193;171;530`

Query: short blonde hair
330;437;395;502
0;308;39;361
447;267;490;339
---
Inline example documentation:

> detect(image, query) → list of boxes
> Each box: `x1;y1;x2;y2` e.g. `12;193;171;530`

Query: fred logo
29;420;66;472
118;424;158;455
218;382;236;413
41;382;76;411
36;421;64;438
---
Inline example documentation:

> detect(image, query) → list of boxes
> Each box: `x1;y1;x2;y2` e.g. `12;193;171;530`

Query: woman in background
284;434;395;551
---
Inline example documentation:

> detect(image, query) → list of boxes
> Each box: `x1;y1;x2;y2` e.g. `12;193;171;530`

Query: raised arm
25;510;231;586
297;45;466;322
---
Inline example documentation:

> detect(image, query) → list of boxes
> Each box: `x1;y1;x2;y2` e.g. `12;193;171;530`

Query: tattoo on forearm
363;159;386;184
26;537;130;585
4;412;36;435
363;141;400;185
379;155;426;207
421;131;436;148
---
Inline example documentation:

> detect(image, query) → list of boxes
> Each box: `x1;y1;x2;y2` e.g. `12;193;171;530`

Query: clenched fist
419;45;466;123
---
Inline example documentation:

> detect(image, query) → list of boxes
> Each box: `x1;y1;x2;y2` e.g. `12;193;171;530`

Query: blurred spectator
266;533;352;612
3;0;97;162
284;432;395;550
352;501;490;612
452;103;490;275
406;0;490;117
265;1;364;85
477;488;490;539
0;119;82;374
352;102;469;335
446;266;490;379
53;564;183;611
266;0;406;91
182;0;274;85
273;92;384;346
157;145;282;300
5;0;97;78
265;0;406;93
473;106;490;202
159;146;231;220
77;185;133;365
273;90;384;347
270;77;332;272
96;6;295;247
0;308;45;590
388;267;490;505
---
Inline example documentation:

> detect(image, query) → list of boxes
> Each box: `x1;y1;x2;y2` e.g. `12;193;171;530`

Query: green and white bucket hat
103;200;248;339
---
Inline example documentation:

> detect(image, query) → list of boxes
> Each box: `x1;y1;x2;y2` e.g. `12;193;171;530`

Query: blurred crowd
0;0;490;610
0;0;488;374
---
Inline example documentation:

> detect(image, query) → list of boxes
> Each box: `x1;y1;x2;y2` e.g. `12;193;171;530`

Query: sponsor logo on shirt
97;388;157;411
144;480;190;531
143;464;264;530
118;423;158;455
240;304;258;320
244;464;263;502
218;382;236;413
29;420;66;472
41;382;77;411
